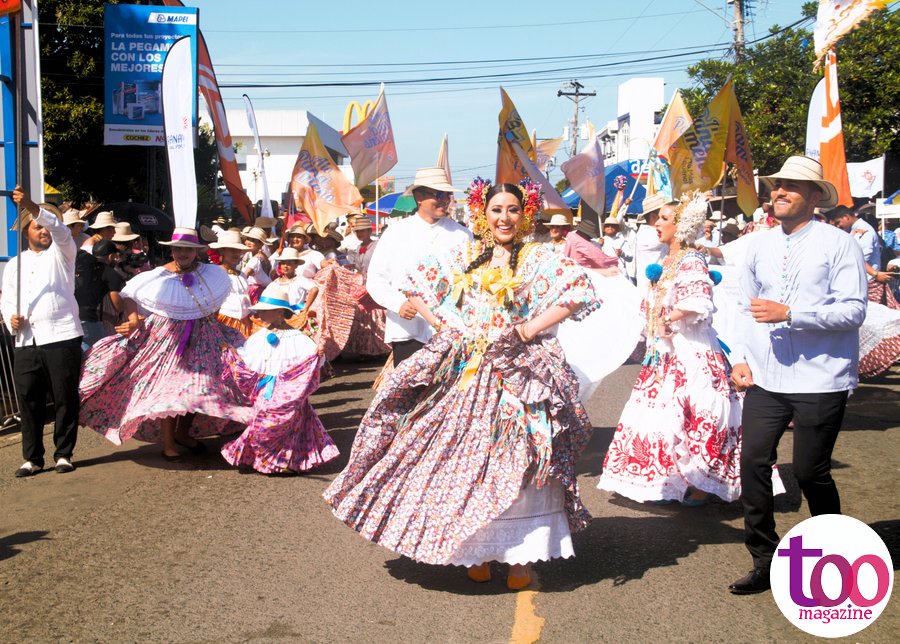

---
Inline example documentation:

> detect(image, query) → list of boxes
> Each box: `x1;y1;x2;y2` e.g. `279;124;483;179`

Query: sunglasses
419;189;451;200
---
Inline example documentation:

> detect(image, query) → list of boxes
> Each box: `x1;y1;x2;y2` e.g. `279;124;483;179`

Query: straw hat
545;212;573;227
241;226;277;245
271;247;305;263
159;227;206;248
759;155;838;208
112;222;139;242
409;167;458;193
708;210;725;222
198;225;218;243
721;218;741;238
63;210;87;226
251;283;297;313
286;223;310;239
602;216;621;227
254;216;277;230
350;216;373;232
89;211;117;230
209;230;249;251
637;193;674;223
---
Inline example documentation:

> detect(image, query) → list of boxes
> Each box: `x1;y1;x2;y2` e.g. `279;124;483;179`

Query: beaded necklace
644;247;688;367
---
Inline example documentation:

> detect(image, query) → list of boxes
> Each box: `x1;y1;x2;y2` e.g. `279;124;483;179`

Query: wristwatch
785;308;792;326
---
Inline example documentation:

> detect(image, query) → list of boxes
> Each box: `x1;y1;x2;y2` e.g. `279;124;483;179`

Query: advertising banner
103;3;198;146
162;36;197;229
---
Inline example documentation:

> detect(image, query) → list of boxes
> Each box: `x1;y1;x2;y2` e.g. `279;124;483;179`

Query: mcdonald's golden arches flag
496;88;535;184
290;122;363;235
340;85;398;188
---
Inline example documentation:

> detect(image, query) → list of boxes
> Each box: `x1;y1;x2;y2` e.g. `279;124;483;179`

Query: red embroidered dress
599;252;743;502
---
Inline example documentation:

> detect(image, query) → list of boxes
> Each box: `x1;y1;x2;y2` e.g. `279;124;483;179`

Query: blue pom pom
709;270;722;286
645;263;663;283
266;332;279;347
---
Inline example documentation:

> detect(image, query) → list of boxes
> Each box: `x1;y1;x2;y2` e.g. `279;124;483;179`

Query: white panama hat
759;155;839;208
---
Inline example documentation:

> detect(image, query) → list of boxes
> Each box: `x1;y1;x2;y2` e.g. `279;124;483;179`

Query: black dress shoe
729;568;771;595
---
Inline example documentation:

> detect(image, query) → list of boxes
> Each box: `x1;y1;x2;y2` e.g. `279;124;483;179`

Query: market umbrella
365;192;417;218
365;192;403;217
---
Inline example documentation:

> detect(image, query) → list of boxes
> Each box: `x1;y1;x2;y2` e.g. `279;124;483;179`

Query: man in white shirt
1;187;84;477
727;157;867;595
367;167;472;366
633;194;672;289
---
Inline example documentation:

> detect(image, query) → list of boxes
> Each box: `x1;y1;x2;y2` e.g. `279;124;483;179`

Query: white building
596;77;665;165
199;109;348;207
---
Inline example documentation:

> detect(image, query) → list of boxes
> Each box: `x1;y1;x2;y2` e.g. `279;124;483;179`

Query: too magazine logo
770;515;894;638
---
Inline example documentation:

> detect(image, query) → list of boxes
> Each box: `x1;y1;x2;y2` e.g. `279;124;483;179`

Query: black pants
392;339;424;368
740;385;848;568
13;337;82;467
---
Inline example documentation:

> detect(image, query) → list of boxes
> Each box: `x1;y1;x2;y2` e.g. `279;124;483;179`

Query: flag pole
375;160;380;235
13;11;25;336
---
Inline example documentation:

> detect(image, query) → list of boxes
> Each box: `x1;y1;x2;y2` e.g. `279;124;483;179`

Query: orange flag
340;85;398;188
820;50;854;207
162;0;253;224
536;137;564;173
496;88;534;184
290;122;363;235
653;89;693;160
669;79;732;197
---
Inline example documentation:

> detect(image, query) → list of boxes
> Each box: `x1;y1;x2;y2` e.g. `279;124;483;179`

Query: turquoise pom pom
709;270;722;286
266;332;279;347
645;263;663;283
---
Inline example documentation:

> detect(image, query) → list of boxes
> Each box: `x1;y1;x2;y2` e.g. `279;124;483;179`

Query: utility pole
731;0;746;63
557;80;595;156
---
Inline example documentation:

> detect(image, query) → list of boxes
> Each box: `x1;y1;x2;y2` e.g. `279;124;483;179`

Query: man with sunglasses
367;167;472;366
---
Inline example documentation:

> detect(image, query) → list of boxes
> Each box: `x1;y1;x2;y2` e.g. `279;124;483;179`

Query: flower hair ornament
674;190;709;246
465;177;543;245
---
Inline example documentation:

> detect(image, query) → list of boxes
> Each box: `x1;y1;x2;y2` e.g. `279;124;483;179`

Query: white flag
560;136;606;215
243;94;274;220
510;141;570;212
162;36;197;229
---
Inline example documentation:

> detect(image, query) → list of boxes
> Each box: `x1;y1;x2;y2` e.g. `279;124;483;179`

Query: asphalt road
0;359;897;643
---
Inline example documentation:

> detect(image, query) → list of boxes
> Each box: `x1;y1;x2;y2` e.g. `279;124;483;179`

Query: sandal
467;563;491;583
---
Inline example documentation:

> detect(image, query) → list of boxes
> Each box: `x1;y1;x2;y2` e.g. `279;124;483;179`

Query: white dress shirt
731;220;867;393
1;208;84;347
850;217;880;279
367;212;471;344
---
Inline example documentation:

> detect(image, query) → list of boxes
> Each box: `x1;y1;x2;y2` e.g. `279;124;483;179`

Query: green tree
682;5;900;174
40;0;220;215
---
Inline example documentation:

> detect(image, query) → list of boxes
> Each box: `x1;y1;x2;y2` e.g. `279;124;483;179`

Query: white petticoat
447;481;574;567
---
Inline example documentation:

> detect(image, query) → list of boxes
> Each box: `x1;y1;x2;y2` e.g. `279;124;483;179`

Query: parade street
0;360;896;643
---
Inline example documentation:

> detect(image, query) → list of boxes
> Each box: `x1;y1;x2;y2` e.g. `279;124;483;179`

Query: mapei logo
147;12;197;25
771;515;893;638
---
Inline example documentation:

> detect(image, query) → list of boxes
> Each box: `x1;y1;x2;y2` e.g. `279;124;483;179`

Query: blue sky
184;0;805;191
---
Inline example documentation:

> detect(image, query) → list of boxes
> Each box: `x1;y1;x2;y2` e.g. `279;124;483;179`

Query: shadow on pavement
383;513;747;595
0;530;51;561
869;519;900;570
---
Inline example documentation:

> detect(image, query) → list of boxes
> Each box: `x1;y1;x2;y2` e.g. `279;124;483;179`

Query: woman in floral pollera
325;179;599;590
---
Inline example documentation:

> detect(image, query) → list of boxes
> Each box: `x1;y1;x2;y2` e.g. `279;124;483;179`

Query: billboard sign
103;3;198;146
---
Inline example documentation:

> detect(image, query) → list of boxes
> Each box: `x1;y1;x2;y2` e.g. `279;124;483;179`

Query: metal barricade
0;315;21;429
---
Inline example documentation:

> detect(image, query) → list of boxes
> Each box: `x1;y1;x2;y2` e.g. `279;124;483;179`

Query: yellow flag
290;122;363;235
653;89;693;160
669;79;732;197
496;87;534;184
724;83;757;217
